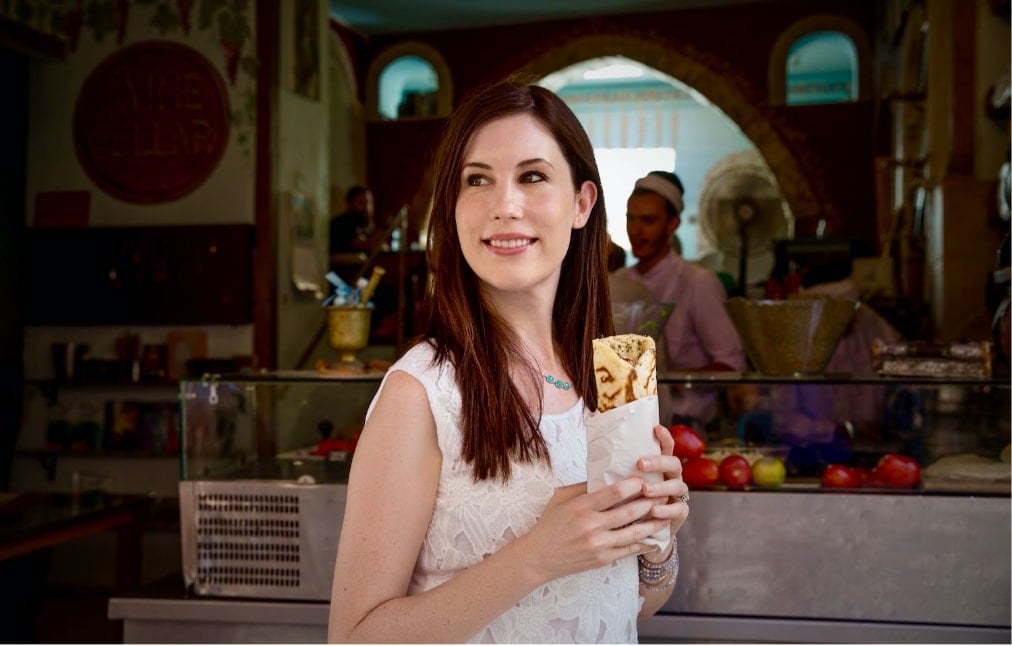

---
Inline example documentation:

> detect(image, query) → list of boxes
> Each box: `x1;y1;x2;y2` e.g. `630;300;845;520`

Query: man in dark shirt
329;185;376;256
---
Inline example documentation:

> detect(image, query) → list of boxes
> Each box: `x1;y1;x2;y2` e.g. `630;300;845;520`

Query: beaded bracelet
638;536;679;592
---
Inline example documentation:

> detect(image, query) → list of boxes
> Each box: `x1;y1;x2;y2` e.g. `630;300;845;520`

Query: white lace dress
368;342;640;643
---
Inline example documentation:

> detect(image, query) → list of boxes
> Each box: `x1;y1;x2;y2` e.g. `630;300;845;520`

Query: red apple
669;424;706;460
682;457;720;489
718;454;752;489
821;464;862;488
872;454;921;488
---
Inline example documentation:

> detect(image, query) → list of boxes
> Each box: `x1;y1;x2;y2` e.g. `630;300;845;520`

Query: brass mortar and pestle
324;266;385;372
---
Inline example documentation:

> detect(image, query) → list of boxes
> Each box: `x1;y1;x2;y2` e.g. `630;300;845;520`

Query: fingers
645;494;690;521
654;424;674;456
638;426;682;478
635;432;689;531
575;479;668;533
616;517;671;548
584;476;648;512
637;454;683;481
535;471;682;580
600;497;670;557
641;478;688;502
603;495;656;529
546;480;668;559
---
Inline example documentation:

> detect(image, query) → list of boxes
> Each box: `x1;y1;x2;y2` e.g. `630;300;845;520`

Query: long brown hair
424;78;614;482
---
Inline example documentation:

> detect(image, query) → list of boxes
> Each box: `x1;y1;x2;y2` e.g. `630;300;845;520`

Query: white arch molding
328;30;367;203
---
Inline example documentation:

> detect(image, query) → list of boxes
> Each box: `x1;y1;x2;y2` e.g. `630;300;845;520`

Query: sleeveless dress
368;342;640;643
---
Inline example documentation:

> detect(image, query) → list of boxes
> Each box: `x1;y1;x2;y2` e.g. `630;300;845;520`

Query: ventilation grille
194;492;302;589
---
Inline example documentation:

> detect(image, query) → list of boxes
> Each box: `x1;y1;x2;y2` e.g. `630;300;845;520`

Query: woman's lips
484;237;535;254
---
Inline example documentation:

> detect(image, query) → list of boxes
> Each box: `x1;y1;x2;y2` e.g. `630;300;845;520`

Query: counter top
114;489;1011;643
109;579;1010;644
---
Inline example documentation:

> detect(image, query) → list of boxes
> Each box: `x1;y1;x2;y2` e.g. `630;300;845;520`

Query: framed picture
290;0;320;100
290;191;316;242
288;192;324;297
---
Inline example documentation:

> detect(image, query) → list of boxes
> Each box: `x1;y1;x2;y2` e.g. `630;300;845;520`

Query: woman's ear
573;180;598;230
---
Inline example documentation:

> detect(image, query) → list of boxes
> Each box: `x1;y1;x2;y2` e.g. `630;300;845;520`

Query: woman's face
455;113;596;299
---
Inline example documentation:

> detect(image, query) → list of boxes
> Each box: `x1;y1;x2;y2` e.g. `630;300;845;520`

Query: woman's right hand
514;478;668;585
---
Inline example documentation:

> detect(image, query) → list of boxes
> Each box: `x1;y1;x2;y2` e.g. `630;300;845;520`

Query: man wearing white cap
614;170;746;429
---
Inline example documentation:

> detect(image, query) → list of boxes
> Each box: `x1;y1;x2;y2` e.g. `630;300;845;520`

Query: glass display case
659;370;1010;493
178;370;384;484
177;370;385;601
177;369;1010;638
179;370;1010;489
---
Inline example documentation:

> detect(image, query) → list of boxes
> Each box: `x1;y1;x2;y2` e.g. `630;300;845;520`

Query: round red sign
73;41;231;204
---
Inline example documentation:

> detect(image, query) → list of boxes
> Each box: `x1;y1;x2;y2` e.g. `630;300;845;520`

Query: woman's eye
519;171;546;183
464;174;488;187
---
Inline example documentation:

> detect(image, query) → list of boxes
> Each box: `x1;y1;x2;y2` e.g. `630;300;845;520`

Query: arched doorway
538;56;786;269
517;35;825;231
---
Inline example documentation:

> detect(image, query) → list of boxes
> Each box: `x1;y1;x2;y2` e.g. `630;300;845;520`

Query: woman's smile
485;234;538;254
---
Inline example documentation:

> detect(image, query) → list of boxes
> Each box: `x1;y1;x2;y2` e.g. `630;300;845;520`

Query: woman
328;78;688;643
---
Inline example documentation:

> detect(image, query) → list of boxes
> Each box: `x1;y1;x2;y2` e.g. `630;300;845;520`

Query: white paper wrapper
586;394;671;552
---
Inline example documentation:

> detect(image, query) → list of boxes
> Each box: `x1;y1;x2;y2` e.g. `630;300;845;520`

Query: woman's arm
328;371;669;643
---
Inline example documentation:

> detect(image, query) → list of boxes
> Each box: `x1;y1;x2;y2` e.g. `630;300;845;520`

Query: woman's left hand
637;424;690;537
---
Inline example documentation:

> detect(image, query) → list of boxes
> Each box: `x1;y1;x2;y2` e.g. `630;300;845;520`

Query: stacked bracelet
638;536;679;592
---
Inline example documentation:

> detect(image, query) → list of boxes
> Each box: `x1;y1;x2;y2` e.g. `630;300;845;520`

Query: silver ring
678;492;690;504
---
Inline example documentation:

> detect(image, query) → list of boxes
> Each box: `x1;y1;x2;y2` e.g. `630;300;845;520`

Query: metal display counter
111;486;1010;643
108;598;1009;645
651;489;1010;641
131;370;1009;643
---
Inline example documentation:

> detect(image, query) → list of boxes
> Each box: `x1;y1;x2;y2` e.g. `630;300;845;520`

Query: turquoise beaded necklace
543;374;571;390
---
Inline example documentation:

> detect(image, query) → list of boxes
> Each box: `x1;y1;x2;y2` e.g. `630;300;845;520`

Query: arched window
768;17;870;106
365;43;452;120
785;31;858;105
378;56;439;119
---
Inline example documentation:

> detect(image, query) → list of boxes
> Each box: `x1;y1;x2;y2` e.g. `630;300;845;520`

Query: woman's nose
492;183;522;220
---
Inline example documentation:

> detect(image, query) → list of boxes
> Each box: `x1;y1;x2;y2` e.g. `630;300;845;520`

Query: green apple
751;456;787;488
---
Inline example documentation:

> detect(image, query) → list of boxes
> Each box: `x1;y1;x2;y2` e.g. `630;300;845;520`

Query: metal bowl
724;296;858;375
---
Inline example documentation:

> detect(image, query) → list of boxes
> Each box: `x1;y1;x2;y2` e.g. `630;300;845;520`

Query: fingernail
641;459;652;470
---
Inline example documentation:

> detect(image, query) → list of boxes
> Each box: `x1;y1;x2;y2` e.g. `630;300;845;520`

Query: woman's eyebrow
518;157;552;169
461;158;554;170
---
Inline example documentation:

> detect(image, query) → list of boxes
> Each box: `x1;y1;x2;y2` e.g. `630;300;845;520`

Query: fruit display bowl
724;296;859;375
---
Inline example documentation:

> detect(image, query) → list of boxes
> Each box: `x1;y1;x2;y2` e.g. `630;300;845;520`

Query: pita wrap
587;334;671;552
592;334;657;411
